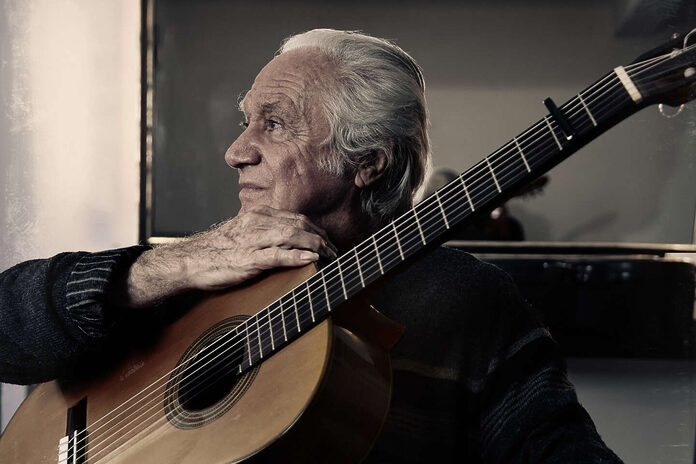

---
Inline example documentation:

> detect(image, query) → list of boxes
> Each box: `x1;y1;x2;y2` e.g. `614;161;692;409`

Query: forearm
0;247;149;384
122;245;192;309
122;208;336;308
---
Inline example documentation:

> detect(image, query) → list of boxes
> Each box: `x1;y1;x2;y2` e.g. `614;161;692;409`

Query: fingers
262;226;336;259
252;247;319;270
247;205;337;253
238;206;338;259
166;207;342;292
244;227;335;260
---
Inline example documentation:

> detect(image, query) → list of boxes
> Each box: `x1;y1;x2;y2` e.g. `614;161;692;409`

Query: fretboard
226;66;644;375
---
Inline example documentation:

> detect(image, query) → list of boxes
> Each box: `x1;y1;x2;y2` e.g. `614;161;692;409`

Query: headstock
630;28;696;107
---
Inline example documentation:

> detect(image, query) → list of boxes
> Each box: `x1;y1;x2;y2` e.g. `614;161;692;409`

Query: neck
322;213;380;253
314;201;381;253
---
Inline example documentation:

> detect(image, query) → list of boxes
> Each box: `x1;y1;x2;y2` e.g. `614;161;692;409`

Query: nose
225;129;262;169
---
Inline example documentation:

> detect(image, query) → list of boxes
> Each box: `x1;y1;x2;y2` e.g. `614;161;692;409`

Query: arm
0;206;336;384
123;205;336;308
476;273;623;463
0;247;148;384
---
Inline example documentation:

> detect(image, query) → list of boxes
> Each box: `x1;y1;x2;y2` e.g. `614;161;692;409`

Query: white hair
279;29;431;220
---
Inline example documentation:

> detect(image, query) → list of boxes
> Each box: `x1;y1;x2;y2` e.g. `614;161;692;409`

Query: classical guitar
1;31;695;464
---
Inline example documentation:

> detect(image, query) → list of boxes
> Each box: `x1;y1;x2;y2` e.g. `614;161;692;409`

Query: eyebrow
260;100;302;123
261;102;282;113
238;94;303;124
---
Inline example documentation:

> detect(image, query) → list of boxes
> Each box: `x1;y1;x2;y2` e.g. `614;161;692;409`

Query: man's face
225;49;354;222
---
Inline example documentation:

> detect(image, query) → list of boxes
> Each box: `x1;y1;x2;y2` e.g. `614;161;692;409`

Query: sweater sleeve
0;246;149;384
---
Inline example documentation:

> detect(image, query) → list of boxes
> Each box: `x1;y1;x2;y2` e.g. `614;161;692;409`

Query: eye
239;121;249;129
268;119;282;130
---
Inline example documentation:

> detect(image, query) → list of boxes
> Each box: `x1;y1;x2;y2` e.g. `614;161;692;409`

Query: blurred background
1;0;695;462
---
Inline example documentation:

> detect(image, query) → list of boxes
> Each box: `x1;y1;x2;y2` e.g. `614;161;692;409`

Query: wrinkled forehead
239;48;336;117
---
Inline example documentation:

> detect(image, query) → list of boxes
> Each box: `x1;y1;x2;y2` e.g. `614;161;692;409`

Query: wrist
125;245;191;308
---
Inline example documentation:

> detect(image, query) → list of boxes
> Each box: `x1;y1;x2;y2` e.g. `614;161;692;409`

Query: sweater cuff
65;246;150;339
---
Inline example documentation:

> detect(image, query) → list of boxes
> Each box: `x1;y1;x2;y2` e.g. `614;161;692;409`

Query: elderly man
0;29;621;462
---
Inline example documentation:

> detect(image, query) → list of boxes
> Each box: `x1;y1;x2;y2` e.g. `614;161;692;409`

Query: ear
354;150;387;189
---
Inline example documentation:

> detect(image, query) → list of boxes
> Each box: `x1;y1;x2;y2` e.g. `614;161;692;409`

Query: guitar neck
236;66;644;373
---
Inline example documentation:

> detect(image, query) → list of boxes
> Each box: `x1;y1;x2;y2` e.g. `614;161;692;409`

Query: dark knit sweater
366;247;621;463
0;246;622;463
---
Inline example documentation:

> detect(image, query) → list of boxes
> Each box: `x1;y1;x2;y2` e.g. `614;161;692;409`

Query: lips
238;182;265;190
238;182;266;204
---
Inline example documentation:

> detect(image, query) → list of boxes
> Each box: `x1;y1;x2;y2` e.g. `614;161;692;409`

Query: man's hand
124;206;337;308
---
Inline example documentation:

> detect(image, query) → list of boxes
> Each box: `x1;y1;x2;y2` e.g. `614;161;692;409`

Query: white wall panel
0;0;140;432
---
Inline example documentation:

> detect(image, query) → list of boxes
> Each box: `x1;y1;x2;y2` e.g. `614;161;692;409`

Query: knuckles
294;215;311;231
281;225;298;239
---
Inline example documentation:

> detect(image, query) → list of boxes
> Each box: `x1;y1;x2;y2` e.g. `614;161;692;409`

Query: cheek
272;143;313;181
264;154;306;207
266;142;339;210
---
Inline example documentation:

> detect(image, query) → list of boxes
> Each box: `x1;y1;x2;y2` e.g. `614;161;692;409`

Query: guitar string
62;42;690;464
64;90;608;464
59;76;608;459
75;82;628;464
75;112;590;464
61;55;664;463
70;88;645;464
62;62;657;464
69;83;632;464
61;52;674;463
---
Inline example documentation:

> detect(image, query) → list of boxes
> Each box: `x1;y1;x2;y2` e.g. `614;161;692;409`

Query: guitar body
0;265;394;463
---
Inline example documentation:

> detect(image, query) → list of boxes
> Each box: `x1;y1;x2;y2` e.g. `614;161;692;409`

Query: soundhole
179;340;242;412
164;315;260;429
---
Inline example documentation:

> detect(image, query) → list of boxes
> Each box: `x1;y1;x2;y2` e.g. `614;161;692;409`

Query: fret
233;338;246;371
485;156;501;192
321;270;331;312
434;190;449;229
372;235;384;274
266;307;275;350
244;320;253;366
255;313;263;359
354;248;365;288
459;175;475;211
413;208;426;244
344;249;365;291
336;257;348;300
305;281;315;322
544;116;563;151
291;289;301;333
279;298;288;341
577;93;597;127
513;136;531;172
392;222;405;260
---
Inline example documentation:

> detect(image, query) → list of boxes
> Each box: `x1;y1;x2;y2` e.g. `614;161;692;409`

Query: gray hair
279;29;431;221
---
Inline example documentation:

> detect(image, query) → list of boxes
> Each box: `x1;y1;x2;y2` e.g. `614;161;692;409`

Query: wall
0;0;140;431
